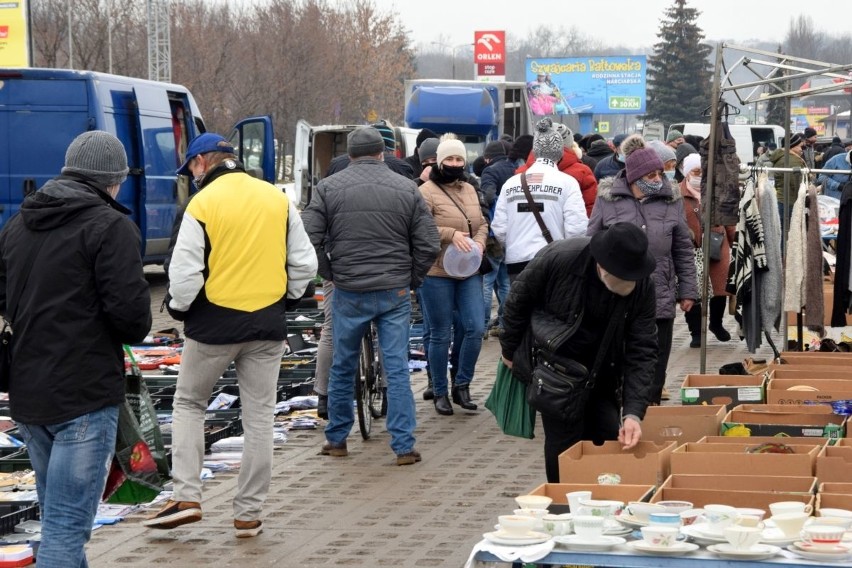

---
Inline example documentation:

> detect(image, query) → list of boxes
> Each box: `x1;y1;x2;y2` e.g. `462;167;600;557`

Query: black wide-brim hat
590;222;656;281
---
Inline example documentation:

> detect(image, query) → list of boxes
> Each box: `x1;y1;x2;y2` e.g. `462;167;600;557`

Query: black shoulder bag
1;237;46;393
436;184;492;275
526;297;626;421
520;173;553;244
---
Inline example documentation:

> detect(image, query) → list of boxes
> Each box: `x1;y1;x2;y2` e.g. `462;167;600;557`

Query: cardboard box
786;279;852;326
721;404;846;440
817;483;852;511
816;446;852;484
775;352;852;366
680;374;765;410
651;474;816;509
641;405;726;445
697;435;830;448
767;378;852;405
557;441;676;486
765;368;852;381
527;483;655;514
670;441;821;477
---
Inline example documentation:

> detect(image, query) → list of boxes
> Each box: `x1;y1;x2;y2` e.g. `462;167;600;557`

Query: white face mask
598;266;636;297
687;175;701;190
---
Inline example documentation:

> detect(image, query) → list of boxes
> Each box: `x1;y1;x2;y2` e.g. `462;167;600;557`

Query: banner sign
0;0;29;67
525;56;647;115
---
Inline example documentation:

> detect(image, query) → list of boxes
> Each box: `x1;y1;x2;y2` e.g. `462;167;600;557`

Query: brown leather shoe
234;519;263;538
142;500;202;529
320;441;348;457
396;450;422;466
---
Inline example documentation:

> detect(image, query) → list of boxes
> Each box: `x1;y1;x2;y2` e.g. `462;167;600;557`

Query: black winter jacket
479;155;518;210
593;154;624;181
500;238;657;420
0;175;152;425
302;157;440;292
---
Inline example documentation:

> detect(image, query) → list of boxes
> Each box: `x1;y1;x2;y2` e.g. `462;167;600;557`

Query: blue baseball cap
177;133;235;176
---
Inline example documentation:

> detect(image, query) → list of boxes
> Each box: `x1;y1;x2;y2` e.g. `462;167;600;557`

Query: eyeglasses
642;170;663;181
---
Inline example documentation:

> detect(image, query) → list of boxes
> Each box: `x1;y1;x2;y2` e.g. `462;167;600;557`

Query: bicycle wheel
356;332;373;440
367;328;385;419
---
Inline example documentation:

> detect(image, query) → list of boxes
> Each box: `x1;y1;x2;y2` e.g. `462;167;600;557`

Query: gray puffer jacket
587;171;697;319
302;158;440;292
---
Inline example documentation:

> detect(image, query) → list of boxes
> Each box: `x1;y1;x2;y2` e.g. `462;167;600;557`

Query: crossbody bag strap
436;184;474;238
5;235;47;327
586;296;626;390
521;173;553;243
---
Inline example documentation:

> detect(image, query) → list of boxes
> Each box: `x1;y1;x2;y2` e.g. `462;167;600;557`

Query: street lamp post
432;42;474;80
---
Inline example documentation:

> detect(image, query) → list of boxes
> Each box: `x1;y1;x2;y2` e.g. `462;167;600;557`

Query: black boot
434;395;453;415
423;369;434;401
451;384;477;411
709;296;731;342
317;394;328;420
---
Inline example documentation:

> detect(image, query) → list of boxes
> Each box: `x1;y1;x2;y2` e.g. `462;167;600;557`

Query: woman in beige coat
419;138;488;416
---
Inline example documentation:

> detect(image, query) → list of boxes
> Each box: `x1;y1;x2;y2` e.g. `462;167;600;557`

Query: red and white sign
474;31;505;82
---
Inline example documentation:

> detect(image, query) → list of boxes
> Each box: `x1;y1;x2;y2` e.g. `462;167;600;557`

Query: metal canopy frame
699;44;852;372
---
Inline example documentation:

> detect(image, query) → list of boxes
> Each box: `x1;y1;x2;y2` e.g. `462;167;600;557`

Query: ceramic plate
707;543;781;560
625;540;700;556
483;531;550;546
786;544;852;562
553;535;625;551
691;523;726;539
758;528;799;547
681;525;725;545
615;514;648;529
792;541;852;555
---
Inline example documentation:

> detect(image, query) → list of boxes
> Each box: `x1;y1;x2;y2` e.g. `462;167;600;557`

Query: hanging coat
700;121;741;227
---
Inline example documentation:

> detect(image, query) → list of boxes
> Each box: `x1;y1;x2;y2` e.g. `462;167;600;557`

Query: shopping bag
485;359;536;439
103;347;171;504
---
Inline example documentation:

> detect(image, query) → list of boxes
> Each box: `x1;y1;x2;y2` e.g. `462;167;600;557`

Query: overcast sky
366;0;844;52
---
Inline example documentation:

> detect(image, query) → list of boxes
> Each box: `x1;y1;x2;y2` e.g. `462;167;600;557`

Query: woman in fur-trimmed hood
587;135;697;405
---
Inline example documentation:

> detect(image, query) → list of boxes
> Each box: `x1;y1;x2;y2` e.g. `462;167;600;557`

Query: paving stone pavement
84;270;781;567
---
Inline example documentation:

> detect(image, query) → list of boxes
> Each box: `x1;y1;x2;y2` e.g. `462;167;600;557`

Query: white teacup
657;500;694;515
702;504;738;534
514;508;548;520
578;499;623;518
769;501;812;516
566;490;592;514
626;501;666;522
640;525;679;548
648;512;682;527
572;514;605;540
770;512;810;537
723;525;763;550
515;494;552;510
819;508;852;519
801;525;845;549
542;513;572;536
498;514;536;536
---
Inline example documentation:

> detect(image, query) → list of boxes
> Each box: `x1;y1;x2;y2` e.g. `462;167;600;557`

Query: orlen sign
474;31;505;80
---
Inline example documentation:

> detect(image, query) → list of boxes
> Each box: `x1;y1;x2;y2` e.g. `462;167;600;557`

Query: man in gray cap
302;126;439;465
0;131;152;567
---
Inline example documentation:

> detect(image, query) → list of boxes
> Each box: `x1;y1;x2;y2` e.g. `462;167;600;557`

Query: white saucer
626;540;699;556
787;544;852;562
707;543;781;560
483;530;550;546
553;534;625;551
793;541;852;555
681;524;725;545
758;528;799;547
603;523;633;536
615;514;648;529
692;522;726;538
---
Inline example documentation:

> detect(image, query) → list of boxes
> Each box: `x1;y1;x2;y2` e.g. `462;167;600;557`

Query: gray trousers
314;281;334;396
172;337;285;520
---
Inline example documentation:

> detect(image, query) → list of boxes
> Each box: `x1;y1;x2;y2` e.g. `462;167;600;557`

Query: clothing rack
748;165;852;175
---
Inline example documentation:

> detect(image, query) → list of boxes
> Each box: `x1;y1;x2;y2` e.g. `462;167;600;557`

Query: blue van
0;68;274;264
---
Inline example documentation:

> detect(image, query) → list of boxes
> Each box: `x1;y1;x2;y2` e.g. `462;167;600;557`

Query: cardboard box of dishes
557;441;675;486
650;473;816;510
669;438;824;477
720;404;846;440
526;482;655;514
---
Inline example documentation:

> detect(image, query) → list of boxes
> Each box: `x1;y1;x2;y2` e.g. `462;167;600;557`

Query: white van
668;123;786;166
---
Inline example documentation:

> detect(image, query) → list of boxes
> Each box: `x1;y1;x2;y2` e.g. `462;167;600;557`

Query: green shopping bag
485;358;536;439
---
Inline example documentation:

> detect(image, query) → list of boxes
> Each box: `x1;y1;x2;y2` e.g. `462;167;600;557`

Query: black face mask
430;164;466;184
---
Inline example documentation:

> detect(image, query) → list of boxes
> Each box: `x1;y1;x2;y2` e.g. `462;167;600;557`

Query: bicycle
355;321;387;440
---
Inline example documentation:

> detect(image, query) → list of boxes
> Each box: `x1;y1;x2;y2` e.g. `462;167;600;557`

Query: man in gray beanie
531;117;565;163
0;130;152;566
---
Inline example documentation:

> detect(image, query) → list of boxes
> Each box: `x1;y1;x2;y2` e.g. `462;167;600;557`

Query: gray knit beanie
348;127;385;158
61;131;129;188
419;138;440;163
532;118;563;163
648;140;677;165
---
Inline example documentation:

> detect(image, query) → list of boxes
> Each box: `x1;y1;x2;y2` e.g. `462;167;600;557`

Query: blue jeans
18;405;119;568
326;287;416;455
482;254;510;329
420;275;485;396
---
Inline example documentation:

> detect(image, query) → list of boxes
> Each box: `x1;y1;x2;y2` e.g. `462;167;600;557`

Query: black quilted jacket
302;158;439;292
499;237;658;419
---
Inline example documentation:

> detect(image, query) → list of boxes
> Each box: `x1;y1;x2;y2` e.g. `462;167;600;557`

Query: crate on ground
0;451;30;474
204;420;235;451
0;503;38;537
